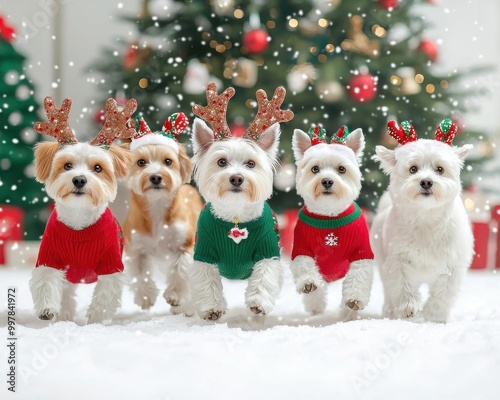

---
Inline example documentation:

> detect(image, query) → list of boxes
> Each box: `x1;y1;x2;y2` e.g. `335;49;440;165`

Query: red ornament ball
418;40;438;63
93;108;106;124
348;74;377;103
378;0;399;10
243;29;269;54
229;123;246;138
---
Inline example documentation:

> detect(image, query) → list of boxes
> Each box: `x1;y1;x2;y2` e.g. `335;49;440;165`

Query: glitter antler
434;118;458;146
387;120;417;145
90;98;137;148
192;82;235;140
34;96;77;145
244;86;294;140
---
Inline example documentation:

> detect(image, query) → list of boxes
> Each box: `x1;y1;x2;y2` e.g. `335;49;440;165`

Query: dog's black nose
420;178;433;190
321;178;334;189
149;175;162;185
229;174;244;187
72;175;87;188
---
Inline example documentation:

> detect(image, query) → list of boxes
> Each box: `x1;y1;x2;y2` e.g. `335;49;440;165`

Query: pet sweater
291;203;374;282
194;202;280;280
35;208;125;284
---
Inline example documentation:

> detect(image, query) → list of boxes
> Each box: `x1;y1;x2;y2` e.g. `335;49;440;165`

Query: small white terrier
189;83;294;321
29;96;134;323
291;126;374;316
123;113;202;315
371;119;474;322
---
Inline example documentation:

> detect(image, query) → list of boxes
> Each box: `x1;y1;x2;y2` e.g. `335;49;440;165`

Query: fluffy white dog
189;83;293;321
29;96;134;323
370;119;474;322
290;126;374;317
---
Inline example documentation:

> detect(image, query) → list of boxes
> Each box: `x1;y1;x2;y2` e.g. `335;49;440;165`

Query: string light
425;83;435;93
390;75;402;86
139;78;148;89
234;9;244;19
318;18;328;28
372;25;387;38
325;44;335;53
266;21;275;29
440;80;449;88
415;74;424;83
289;18;298;28
318;54;327;63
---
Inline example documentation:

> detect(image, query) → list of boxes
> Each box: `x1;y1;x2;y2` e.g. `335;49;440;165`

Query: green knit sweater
194;202;280;280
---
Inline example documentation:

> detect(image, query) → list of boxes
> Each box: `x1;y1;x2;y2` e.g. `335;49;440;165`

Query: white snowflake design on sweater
324;232;339;247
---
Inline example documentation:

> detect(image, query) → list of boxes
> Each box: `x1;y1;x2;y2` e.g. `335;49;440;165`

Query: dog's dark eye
246;160;255;168
137;159;146;167
217;158;227;167
311;166;320;174
164;159;172;166
64;163;73;171
93;164;102;173
338;166;346;174
436;166;444;175
409;166;418;174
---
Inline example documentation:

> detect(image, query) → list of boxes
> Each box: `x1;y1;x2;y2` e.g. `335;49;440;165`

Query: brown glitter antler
192;82;235;140
90;98;137;148
34;96;77;145
244;87;294;140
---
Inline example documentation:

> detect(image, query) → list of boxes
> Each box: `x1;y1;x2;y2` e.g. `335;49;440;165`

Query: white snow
1;264;499;400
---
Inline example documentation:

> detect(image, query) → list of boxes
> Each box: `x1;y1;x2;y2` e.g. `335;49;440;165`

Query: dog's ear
108;144;132;179
292;129;311;162
345;128;365;163
256;123;281;160
119;141;131;151
34;142;60;183
177;145;193;184
454;144;473;166
373;145;396;175
192;118;214;154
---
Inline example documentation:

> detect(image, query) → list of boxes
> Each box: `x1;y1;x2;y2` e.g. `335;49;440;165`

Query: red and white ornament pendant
228;217;248;244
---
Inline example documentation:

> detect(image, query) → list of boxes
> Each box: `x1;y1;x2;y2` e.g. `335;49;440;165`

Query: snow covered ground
0;263;499;400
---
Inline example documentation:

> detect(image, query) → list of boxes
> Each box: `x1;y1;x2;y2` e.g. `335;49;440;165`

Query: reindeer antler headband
307;125;351;146
34;96;137;148
192;82;294;141
387;118;458;146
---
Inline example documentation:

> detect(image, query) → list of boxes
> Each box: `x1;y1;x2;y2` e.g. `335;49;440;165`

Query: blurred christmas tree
90;0;490;212
0;15;47;239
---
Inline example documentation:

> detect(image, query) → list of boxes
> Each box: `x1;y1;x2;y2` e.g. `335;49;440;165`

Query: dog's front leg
384;256;422;319
86;272;125;324
245;258;284;315
190;261;227;321
342;259;374;311
59;281;77;321
126;252;159;310
423;266;467;323
29;266;65;321
290;255;325;294
163;251;193;316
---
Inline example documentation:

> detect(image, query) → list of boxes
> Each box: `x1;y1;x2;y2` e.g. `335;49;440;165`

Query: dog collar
299;203;361;229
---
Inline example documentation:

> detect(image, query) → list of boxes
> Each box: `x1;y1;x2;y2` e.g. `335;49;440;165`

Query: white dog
290;126;374;316
189;82;293;321
123;114;202;315
370;119;474;322
29;96;134;323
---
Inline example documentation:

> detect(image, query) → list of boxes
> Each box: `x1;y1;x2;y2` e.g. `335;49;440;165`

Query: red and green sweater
35;208;125;284
194;202;280;280
291;203;374;282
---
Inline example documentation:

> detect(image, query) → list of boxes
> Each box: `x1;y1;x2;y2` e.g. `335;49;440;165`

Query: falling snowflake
325;233;338;247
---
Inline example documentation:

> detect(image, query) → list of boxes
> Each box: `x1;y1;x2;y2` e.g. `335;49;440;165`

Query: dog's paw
134;292;157;310
250;305;264;315
165;297;180;307
39;309;55;320
397;300;422;319
201;309;223;321
422;300;449;323
345;299;364;311
301;282;317;294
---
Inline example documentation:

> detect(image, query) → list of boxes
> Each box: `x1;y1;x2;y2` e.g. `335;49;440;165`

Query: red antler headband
387;119;458;146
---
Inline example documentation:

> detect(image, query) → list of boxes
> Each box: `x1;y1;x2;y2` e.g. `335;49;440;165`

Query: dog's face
191;119;280;205
293;128;365;216
125;143;192;200
374;139;473;208
34;142;131;208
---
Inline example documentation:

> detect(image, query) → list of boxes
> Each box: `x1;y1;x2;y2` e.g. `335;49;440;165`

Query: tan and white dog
29;96;135;323
123;114;202;315
371;119;474;322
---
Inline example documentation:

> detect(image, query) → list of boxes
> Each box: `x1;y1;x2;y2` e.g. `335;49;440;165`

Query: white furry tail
29;266;66;320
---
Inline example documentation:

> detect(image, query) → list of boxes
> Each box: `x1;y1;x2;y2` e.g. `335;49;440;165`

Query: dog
29;96;135;323
122;113;202;315
189;82;294;321
370;119;474;322
290;125;374;317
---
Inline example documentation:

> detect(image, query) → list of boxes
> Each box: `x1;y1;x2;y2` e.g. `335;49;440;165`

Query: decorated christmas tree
90;0;489;211
0;16;46;239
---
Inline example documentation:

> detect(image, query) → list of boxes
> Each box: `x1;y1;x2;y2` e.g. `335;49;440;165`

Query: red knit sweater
35;208;125;284
291;203;374;282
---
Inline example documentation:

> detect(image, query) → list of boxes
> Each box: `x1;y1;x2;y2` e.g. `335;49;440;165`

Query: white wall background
1;0;499;136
